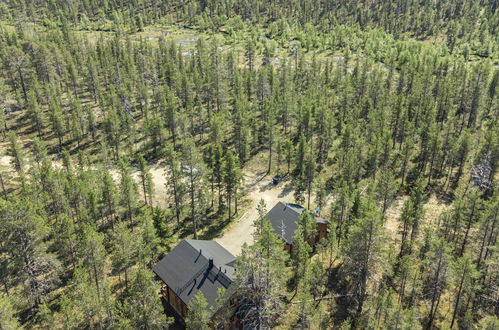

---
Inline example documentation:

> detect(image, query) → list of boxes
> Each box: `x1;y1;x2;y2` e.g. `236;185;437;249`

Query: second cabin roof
267;202;328;244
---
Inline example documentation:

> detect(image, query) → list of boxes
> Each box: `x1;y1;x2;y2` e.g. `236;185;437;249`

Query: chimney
208;258;213;269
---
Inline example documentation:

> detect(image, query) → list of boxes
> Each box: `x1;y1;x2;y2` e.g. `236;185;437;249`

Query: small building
267;202;328;253
152;239;237;325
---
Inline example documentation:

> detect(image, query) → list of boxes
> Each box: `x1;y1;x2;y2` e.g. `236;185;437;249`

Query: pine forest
0;1;498;329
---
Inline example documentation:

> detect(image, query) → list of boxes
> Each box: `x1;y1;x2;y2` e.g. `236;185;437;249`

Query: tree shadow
278;182;294;198
328;264;354;323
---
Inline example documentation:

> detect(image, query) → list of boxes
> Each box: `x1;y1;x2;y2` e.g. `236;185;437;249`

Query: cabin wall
316;223;327;242
162;283;188;318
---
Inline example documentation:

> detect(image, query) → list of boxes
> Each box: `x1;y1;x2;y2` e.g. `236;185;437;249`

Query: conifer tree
375;169;397;221
185;291;211;330
101;170;119;230
164;144;186;226
450;254;479;328
0;198;61;309
118;158;138;223
342;197;386;320
78;224;106;301
111;222;137;289
137;155;154;207
7;132;24;173
120;266;172;328
236;213;288;328
182;138;207;239
423;237;451;329
223;150;242;220
0;292;20;330
27;89;44;138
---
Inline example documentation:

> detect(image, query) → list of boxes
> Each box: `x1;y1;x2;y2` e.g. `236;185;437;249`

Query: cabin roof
267;202;328;244
152;239;236;313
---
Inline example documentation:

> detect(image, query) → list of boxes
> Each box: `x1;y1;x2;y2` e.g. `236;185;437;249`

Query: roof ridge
183;239;209;260
176;262;210;295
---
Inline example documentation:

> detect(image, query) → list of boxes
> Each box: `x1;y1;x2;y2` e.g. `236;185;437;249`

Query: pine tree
185;291;211;329
236;216;288;328
101;170;119;230
223;150;242;220
118;158;138;223
164;144;186;226
292;227;312;295
111;222;137;289
7;132;24;173
375;169;397;221
70;267;114;328
295;266;316;329
35;301;55;329
0;198;61;309
78;224;106;302
138;210;165;266
120;266;172;329
314;177;326;213
48;98;65;150
423;237;451;329
0;78;9;139
137;155;154;207
103;107;122;159
342;197;386;320
53;215;78;269
399;181;425;257
210;144;224;209
331;181;353;245
450;254;479;328
0;292;20;329
304;150;316;210
182;138;207;239
27;89;44;138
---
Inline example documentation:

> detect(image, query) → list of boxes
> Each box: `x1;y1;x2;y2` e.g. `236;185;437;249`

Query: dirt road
215;171;296;256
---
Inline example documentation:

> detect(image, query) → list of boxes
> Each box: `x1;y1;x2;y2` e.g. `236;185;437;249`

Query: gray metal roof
152;240;236;313
267;202;328;244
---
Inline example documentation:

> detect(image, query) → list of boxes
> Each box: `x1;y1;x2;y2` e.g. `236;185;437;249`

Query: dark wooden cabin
153;240;238;326
267;202;329;253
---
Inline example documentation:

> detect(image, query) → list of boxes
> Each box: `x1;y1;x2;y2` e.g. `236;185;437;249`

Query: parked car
272;176;281;185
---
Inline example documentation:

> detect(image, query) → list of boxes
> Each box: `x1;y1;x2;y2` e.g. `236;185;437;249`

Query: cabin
267;202;328;253
152;239;239;327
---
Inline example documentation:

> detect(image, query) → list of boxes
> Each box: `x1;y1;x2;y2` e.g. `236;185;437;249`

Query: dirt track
215;171;296;255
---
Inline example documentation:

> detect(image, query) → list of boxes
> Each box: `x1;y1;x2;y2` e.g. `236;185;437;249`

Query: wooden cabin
267;202;329;253
153;240;238;326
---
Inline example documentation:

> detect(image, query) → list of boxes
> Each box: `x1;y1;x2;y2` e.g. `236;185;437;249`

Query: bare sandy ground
0;142;12;168
109;163;169;208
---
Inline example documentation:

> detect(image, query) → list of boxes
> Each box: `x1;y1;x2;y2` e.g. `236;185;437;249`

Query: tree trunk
142;177;148;206
459;199;477;257
190;168;198;239
427;251;444;329
450;268;467;328
0;172;7;199
268;128;272;175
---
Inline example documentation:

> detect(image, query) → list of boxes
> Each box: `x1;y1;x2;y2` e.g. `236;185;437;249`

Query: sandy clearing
0;154;11;168
384;195;409;241
0;142;12;168
383;194;450;243
108;161;170;208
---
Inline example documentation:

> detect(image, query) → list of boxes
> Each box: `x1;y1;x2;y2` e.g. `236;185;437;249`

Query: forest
0;0;497;329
